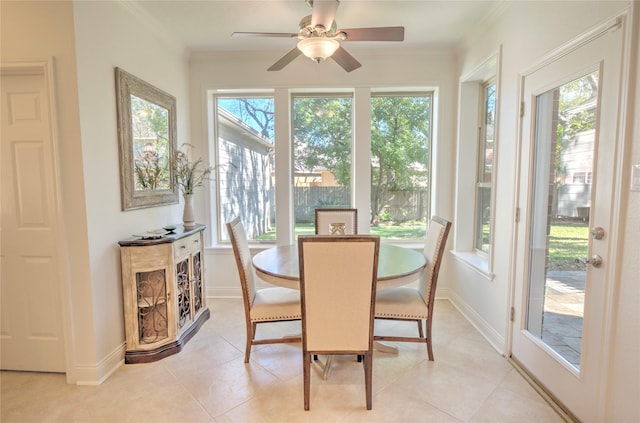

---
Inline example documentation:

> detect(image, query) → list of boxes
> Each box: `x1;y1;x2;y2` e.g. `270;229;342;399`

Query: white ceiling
125;0;501;54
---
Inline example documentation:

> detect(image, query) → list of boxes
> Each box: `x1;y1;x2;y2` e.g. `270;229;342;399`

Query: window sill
451;251;495;281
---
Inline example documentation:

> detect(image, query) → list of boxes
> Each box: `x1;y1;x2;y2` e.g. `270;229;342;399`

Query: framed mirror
115;67;178;210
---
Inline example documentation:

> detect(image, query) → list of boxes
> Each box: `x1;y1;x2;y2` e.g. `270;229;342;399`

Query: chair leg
244;322;256;363
426;321;434;361
417;319;424;338
304;352;311;411
364;352;373;410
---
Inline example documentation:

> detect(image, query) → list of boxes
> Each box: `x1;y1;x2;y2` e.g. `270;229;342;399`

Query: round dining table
252;243;426;291
252;243;426;359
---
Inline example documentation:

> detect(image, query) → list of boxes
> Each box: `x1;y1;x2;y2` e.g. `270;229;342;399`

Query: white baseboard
74;343;125;385
208;286;241;298
447;290;506;355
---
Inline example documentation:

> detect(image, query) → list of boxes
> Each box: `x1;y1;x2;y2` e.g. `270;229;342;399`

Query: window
475;82;496;254
210;88;435;245
292;94;353;238
573;172;586;184
453;50;499;278
214;95;275;242
371;93;432;240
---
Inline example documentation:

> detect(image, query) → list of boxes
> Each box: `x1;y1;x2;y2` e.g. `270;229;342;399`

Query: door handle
591;226;605;240
575;255;602;268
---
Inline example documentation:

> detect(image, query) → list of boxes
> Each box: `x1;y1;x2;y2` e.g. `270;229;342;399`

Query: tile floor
1;299;566;422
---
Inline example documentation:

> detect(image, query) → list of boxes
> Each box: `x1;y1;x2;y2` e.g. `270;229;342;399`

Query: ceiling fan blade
232;32;299;38
267;48;303;71
331;46;361;72
311;0;339;30
339;26;405;42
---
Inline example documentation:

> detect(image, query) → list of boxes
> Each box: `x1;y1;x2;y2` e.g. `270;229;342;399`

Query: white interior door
511;18;625;422
1;65;66;372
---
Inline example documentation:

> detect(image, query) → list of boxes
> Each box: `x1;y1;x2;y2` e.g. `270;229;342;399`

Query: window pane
292;95;353;238
216;96;275;242
475;83;495;253
370;94;431;240
475;184;491;251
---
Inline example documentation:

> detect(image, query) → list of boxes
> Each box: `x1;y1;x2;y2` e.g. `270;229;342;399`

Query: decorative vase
182;194;196;228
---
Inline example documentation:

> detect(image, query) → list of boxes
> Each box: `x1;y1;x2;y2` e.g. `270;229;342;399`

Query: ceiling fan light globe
297;38;339;62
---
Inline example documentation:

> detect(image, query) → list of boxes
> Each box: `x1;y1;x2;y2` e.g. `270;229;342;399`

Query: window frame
452;49;500;280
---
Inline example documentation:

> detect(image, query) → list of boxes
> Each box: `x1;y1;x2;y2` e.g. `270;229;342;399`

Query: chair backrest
226;217;256;309
419;216;452;308
298;235;380;352
314;208;358;235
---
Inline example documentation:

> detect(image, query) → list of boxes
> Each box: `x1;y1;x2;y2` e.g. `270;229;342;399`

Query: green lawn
548;222;589;270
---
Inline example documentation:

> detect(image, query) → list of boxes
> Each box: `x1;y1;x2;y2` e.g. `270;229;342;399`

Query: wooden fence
291;187;428;223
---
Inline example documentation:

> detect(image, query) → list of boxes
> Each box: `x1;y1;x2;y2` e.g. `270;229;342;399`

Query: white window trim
453;48;501;280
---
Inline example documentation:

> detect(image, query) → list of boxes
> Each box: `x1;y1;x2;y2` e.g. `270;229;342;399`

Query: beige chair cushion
375;287;429;319
251;287;302;322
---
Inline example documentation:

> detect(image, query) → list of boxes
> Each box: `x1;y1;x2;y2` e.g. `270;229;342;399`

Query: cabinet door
136;268;170;344
175;257;192;329
123;244;176;350
191;249;204;314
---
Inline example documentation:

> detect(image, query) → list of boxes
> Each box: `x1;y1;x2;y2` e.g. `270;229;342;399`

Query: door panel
512;19;624;421
1;69;66;372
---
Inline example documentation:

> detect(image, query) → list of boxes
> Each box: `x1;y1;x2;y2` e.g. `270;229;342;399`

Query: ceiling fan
231;0;404;72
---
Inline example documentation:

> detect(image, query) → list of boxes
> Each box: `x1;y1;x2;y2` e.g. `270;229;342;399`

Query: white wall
71;1;191;381
189;48;459;298
455;1;638;420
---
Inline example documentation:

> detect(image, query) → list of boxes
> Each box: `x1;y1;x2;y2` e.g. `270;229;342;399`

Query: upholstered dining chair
226;217;302;363
314;208;358;235
374;216;451;361
298;235;380;411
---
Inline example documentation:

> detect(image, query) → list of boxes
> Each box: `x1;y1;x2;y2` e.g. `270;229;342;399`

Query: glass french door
512;18;625;422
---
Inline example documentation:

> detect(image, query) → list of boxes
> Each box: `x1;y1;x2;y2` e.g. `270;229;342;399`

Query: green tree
370;96;430;224
554;72;598;182
293;96;352;186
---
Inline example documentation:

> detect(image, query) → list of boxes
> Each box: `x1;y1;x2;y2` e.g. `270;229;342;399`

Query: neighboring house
555;97;597;219
555;129;594;219
217;107;274;240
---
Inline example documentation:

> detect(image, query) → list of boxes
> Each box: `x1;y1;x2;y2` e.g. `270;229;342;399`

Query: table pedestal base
374;341;399;354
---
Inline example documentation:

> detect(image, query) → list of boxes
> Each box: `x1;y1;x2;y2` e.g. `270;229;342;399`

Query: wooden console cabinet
118;224;209;363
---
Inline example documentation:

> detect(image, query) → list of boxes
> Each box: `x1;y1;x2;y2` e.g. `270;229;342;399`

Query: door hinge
515;207;520;223
520;101;525;118
510;307;515;322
